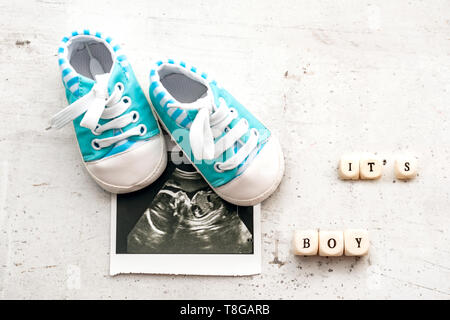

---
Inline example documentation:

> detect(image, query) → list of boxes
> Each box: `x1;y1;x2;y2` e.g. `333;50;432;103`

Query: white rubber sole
214;139;285;206
149;100;284;206
81;134;167;194
87;136;167;194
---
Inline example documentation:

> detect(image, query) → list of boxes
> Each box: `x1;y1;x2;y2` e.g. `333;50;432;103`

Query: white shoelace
49;74;144;150
169;97;259;171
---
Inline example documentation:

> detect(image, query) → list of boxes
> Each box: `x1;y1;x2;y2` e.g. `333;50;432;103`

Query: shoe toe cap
214;136;284;206
85;134;167;193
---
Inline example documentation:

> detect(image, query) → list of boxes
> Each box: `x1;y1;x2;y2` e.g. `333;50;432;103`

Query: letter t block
360;155;382;180
292;230;319;256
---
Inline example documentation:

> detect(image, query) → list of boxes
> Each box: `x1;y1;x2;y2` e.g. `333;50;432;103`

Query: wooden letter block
318;230;344;256
359;155;382;180
338;155;360;180
292;230;318;256
344;229;369;256
394;157;417;180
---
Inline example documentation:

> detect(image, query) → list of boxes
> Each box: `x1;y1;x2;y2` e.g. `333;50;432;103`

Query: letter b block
292;230;318;256
319;230;344;256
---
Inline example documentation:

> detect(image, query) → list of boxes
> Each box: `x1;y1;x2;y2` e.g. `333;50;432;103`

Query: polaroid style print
110;135;261;276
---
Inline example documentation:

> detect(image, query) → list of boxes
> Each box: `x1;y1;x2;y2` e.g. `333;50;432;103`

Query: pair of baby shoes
50;30;284;206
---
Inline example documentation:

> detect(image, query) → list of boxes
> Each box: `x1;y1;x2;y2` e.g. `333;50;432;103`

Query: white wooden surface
1;0;449;299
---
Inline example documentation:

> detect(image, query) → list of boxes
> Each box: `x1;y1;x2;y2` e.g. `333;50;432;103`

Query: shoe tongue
183;93;216;121
94;73;110;96
73;63;122;103
196;95;215;111
95;73;109;84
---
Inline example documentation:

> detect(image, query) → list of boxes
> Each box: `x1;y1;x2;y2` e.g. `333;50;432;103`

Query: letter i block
344;229;369;256
292;230;318;256
319;230;344;256
338;155;360;180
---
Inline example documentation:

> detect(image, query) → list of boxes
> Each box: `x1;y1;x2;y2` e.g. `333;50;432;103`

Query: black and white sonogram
126;166;253;254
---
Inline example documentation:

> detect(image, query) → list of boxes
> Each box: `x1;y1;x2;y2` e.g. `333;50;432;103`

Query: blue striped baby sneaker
148;59;284;206
50;30;167;193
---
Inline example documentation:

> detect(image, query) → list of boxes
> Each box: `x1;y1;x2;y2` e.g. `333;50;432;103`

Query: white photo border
109;194;261;276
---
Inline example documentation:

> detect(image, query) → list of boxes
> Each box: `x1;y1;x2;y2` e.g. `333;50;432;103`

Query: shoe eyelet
91;139;101;150
138;124;147;136
91;125;101;136
131;111;139;123
122;96;131;105
229;107;238;119
250;128;259;137
115;82;124;93
214;162;224;173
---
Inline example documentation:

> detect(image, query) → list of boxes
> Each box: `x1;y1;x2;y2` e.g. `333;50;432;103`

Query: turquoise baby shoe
50;30;167;193
148;59;284;206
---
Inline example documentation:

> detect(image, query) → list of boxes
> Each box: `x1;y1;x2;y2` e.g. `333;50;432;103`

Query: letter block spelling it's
394;158;417;180
338;155;360;180
360;155;382;180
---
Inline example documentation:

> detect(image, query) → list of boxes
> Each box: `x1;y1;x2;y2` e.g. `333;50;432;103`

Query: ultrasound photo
110;138;260;275
125;165;253;254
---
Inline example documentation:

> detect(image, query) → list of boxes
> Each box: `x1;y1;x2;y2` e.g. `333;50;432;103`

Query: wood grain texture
0;0;449;299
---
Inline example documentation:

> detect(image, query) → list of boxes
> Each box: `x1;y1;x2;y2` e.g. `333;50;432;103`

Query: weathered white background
0;0;449;299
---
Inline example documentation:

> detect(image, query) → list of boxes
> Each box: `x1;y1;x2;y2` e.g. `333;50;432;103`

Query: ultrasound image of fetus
127;168;253;254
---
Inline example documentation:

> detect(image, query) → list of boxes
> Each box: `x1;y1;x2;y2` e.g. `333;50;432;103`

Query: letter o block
319;230;344;256
292;230;318;256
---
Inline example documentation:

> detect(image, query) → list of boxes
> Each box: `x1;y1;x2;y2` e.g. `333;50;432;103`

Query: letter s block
394;157;417;180
292;230;318;256
319;230;344;256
